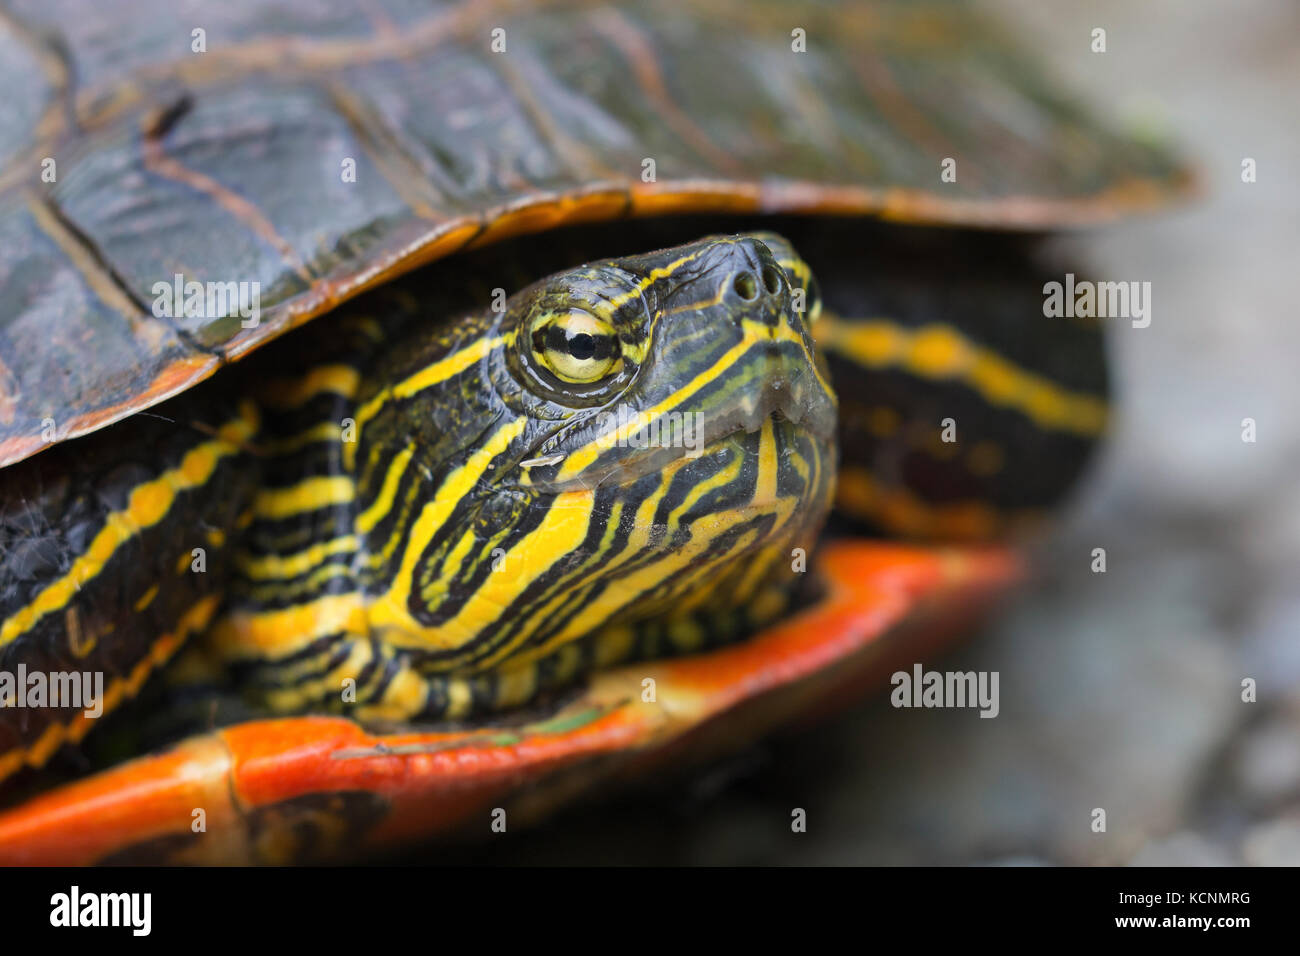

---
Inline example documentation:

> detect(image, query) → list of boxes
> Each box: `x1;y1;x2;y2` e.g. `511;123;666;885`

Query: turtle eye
530;310;622;383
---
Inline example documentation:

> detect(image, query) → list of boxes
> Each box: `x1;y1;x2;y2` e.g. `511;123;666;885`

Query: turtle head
496;231;837;550
353;233;837;688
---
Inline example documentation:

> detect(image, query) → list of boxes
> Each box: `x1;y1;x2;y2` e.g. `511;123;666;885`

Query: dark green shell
0;0;1190;468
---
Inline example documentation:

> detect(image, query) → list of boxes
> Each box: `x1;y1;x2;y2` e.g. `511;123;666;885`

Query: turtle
0;0;1190;864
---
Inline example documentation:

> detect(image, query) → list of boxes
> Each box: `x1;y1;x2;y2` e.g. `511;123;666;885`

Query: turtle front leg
0;396;260;785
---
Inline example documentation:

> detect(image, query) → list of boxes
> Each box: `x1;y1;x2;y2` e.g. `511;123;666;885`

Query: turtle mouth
705;369;837;442
523;370;835;495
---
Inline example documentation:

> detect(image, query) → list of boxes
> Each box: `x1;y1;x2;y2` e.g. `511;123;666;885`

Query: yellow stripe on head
593;248;707;316
365;417;527;639
345;334;508;470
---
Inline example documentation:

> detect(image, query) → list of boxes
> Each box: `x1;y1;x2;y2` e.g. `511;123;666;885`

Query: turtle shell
0;0;1190;469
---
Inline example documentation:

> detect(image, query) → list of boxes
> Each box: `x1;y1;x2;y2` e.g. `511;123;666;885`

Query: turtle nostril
761;265;783;296
733;272;759;301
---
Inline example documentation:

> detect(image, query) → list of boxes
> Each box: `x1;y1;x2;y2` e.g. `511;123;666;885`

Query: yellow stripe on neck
258;364;360;410
0;593;220;782
236;534;359;580
252;475;355;520
815;317;1107;437
835;465;1018;540
0;407;257;649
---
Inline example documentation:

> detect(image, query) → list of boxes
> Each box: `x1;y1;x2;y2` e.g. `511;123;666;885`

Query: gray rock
1129;833;1237;867
1233;717;1300;806
1241;815;1300;866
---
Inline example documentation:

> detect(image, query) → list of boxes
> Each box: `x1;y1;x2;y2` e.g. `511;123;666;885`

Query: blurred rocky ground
450;0;1300;865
